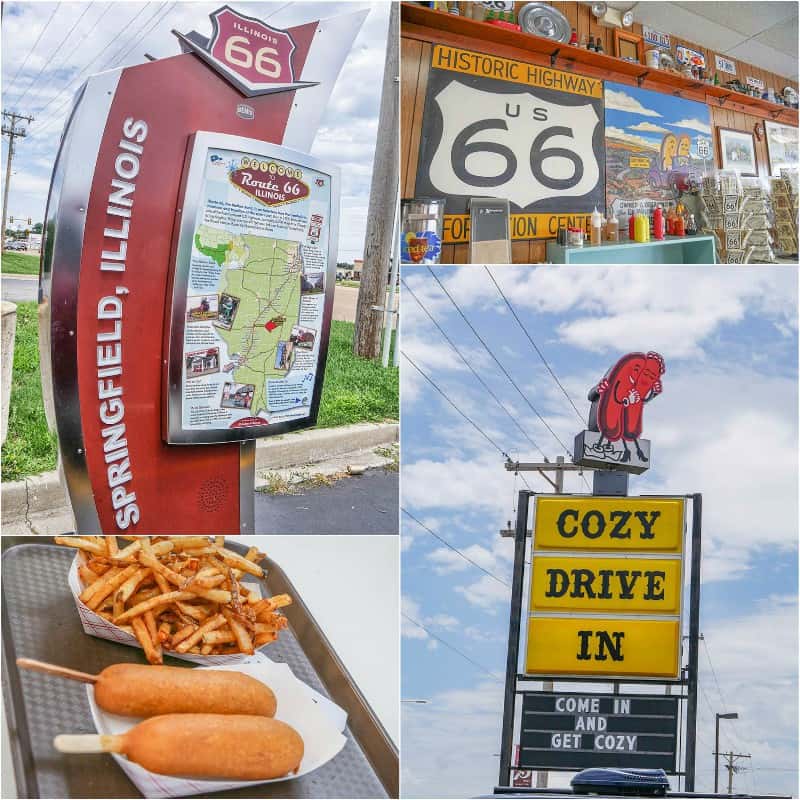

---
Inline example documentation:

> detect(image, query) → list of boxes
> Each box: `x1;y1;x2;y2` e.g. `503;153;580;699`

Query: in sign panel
525;617;680;679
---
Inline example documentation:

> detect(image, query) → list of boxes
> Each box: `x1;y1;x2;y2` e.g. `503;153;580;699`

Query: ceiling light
591;2;608;18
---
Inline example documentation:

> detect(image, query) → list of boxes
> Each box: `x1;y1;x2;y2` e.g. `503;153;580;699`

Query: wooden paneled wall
516;2;797;94
401;2;798;264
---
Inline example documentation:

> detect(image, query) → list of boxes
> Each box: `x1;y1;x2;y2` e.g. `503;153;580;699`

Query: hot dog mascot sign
574;351;665;474
40;6;366;533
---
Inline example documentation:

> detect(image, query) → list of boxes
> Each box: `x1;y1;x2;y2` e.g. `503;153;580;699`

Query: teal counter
546;235;716;264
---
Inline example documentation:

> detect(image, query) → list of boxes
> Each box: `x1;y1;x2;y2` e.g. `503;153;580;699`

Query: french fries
60;536;290;663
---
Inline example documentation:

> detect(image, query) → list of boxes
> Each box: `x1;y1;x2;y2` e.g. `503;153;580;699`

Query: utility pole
499;455;576;790
719;751;751;794
2;110;34;244
353;2;398;359
714;711;739;792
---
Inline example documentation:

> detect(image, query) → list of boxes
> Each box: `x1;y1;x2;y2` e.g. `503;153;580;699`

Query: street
254;466;398;534
2;274;37;303
0;279;397;326
332;284;396;325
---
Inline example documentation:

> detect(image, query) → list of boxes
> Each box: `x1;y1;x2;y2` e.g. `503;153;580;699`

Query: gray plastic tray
1;539;397;799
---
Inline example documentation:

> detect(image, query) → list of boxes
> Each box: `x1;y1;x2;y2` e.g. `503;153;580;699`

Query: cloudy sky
1;1;390;262
401;265;798;798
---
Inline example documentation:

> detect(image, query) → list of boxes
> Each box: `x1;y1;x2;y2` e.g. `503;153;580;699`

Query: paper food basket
68;554;269;665
87;661;348;798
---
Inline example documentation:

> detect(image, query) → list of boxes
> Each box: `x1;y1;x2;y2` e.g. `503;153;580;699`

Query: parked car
5;240;27;251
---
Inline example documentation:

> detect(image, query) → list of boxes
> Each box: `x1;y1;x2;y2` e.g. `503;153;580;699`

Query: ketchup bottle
628;213;636;240
653;206;665;240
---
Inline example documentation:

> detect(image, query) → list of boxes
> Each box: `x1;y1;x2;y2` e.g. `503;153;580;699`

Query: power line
402;613;504;682
402;507;510;588
484;266;588;427
14;2;95;107
30;2;155;137
427;267;571;458
402;351;511;459
5;2;62;93
105;2;170;69
28;2;116;117
108;1;177;68
402;277;545;457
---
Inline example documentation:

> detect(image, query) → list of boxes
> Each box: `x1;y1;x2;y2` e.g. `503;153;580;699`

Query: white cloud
628;121;670;133
403;597;466;638
402;596;429;640
606;126;660;150
667;117;712;134
455;573;511;613
605;87;662;117
0;1;388;262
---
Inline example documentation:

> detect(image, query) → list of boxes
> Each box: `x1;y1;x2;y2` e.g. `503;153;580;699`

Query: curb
256;421;398;471
1;421;399;529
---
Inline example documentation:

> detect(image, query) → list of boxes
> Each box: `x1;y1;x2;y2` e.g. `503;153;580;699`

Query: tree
32;222;43;234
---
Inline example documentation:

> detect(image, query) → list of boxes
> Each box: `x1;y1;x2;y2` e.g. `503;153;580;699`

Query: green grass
2;251;39;275
0;314;396;480
1;302;58;481
336;279;361;288
317;320;398;427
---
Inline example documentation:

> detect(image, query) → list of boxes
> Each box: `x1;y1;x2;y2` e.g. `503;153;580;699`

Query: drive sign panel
530;555;682;614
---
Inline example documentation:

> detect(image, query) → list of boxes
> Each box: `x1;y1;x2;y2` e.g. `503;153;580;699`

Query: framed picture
764;121;799;177
614;29;643;63
717;127;758;177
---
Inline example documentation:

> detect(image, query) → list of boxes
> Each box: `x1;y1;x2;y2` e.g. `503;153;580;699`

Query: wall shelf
546;235;717;265
401;3;798;126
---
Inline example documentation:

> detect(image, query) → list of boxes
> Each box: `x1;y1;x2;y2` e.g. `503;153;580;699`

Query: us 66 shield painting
414;45;605;244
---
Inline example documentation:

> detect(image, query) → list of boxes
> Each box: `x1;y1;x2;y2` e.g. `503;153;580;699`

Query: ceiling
602;1;798;79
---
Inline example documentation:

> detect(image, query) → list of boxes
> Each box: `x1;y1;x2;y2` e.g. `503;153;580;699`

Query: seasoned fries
59;536;291;663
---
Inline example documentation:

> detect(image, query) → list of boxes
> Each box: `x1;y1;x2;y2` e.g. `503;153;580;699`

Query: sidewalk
1;421;398;534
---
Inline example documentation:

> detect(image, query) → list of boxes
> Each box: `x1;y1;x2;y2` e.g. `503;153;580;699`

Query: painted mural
605;83;715;219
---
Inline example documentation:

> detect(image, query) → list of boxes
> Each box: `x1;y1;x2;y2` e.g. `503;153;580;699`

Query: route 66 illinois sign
174;4;318;96
414;45;605;230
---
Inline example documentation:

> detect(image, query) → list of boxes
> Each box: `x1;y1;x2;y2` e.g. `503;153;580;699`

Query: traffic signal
9;216;13;223
27;217;31;225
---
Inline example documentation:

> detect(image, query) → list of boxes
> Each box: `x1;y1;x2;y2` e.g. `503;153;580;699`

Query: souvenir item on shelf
569;27;578;46
653;206;665;240
567;227;584;247
517;2;571;42
469;197;512;263
699;173;777;263
606;213;619;241
769;170;799;256
401;198;445;265
595;37;604;54
590;207;603;245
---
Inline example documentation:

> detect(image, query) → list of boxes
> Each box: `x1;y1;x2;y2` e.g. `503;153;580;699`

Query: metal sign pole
499;489;532;787
685;493;702;791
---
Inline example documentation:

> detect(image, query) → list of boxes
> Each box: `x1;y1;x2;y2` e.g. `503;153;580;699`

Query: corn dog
17;659;276;718
55;714;303;780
